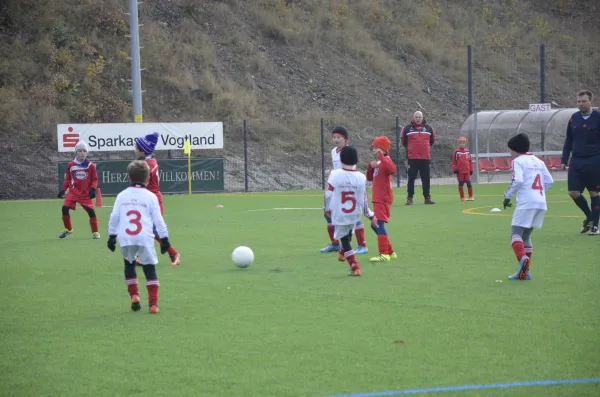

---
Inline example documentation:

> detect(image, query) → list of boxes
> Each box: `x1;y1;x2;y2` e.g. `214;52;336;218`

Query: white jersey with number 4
108;186;169;248
504;154;554;210
325;169;374;225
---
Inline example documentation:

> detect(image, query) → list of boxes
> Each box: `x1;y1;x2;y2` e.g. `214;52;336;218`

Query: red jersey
143;157;163;203
451;147;474;174
366;152;396;204
61;159;98;198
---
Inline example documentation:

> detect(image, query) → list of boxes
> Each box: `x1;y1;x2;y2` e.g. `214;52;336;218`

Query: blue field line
321;378;600;397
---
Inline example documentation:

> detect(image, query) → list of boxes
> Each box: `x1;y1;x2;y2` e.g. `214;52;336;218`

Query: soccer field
1;182;599;397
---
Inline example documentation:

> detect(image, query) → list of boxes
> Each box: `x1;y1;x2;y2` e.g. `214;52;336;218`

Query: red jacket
400;118;436;160
451;147;474;174
366;152;396;204
61;159;98;198
141;157;163;204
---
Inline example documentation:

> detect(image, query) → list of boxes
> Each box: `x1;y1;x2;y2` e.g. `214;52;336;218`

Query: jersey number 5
532;174;544;196
125;210;143;235
341;191;357;213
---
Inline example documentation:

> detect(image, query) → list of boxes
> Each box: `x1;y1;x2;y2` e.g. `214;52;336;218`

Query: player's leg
457;180;465;201
465;172;474;200
138;246;160;313
567;163;592;232
421;160;435;204
339;228;360;276
59;202;73;238
320;211;340;253
406;159;418;205
154;202;181;265
354;220;368;254
370;203;391;262
508;216;531;280
584;158;600;235
81;202;100;239
121;246;141;311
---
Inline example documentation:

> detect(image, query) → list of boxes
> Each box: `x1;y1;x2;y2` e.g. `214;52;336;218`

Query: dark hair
127;160;150;185
578;90;593;101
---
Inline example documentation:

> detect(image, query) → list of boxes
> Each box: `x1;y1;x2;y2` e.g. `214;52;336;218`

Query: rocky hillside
0;0;598;198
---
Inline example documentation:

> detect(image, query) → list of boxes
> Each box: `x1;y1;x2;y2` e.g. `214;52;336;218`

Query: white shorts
511;208;546;229
334;224;355;240
121;245;159;265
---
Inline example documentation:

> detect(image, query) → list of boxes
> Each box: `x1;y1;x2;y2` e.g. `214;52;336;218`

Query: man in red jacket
400;111;436;205
366;136;397;263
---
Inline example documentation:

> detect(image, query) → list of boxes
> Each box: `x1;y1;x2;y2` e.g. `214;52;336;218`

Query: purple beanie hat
136;132;159;155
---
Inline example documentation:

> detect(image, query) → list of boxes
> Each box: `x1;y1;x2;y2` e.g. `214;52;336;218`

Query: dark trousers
407;159;431;198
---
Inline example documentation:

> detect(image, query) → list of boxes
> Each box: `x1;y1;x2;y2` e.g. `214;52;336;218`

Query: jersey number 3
125;210;143;235
531;174;544;196
341;191;357;213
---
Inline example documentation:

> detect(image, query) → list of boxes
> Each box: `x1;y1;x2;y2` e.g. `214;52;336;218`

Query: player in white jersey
503;133;553;281
106;160;173;314
320;126;369;256
324;146;378;277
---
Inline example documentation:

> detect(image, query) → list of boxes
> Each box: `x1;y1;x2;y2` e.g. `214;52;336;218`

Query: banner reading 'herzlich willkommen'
57;122;223;152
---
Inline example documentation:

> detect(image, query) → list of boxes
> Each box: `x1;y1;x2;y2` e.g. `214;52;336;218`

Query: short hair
577;90;593;101
127;160;150;185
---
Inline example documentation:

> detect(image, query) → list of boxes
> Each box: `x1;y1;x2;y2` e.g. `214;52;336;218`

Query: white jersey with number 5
325;169;374;225
107;186;169;248
504;154;554;210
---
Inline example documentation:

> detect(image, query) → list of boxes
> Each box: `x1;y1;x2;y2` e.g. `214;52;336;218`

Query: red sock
468;186;473;197
327;225;339;246
62;214;72;230
377;235;390;255
511;238;526;261
524;245;532;260
146;280;160;307
355;226;366;247
458;186;464;199
388;241;394;254
344;250;357;269
167;246;178;257
125;278;139;297
89;216;99;233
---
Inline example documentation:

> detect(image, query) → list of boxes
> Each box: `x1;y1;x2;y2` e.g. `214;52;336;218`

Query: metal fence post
320;118;325;190
243;120;248;192
395;116;401;187
467;45;473;115
540;44;546;103
474;110;480;184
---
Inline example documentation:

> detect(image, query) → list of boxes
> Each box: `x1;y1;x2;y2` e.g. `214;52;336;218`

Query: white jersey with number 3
504;154;554;210
108;186;169;247
325;169;374;225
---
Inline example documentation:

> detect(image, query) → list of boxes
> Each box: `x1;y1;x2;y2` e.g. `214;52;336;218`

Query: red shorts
63;194;94;211
457;173;472;183
374;202;391;223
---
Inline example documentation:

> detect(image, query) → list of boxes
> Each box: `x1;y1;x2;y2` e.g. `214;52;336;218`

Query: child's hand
370;216;378;229
369;160;379;168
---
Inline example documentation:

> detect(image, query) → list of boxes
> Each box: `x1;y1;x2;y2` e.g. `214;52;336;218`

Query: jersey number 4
531;174;544;196
341;191;357;213
125;210;143;235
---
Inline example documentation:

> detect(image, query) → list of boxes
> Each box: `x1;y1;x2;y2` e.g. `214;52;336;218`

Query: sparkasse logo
63;127;80;148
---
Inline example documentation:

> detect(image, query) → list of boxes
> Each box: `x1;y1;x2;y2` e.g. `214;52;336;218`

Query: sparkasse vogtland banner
58;158;224;195
57;122;223;152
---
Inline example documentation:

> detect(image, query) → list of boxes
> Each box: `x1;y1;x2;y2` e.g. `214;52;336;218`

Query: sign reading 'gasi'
58;158;224;195
57;122;223;152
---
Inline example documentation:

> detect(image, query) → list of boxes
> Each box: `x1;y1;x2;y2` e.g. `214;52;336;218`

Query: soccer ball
232;246;254;268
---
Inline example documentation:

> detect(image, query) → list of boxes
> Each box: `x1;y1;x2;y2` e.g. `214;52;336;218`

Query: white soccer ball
232;246;254;268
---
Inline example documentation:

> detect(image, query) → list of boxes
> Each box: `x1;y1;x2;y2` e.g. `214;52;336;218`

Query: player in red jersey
366;136;397;262
451;137;475;201
57;140;100;239
134;132;181;266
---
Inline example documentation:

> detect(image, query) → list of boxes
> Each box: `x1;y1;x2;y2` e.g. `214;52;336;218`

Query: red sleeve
61;163;71;191
469;153;474;172
377;152;396;175
90;163;98;189
366;163;374;181
451;149;458;170
400;127;407;148
430;126;436;145
327;183;334;191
